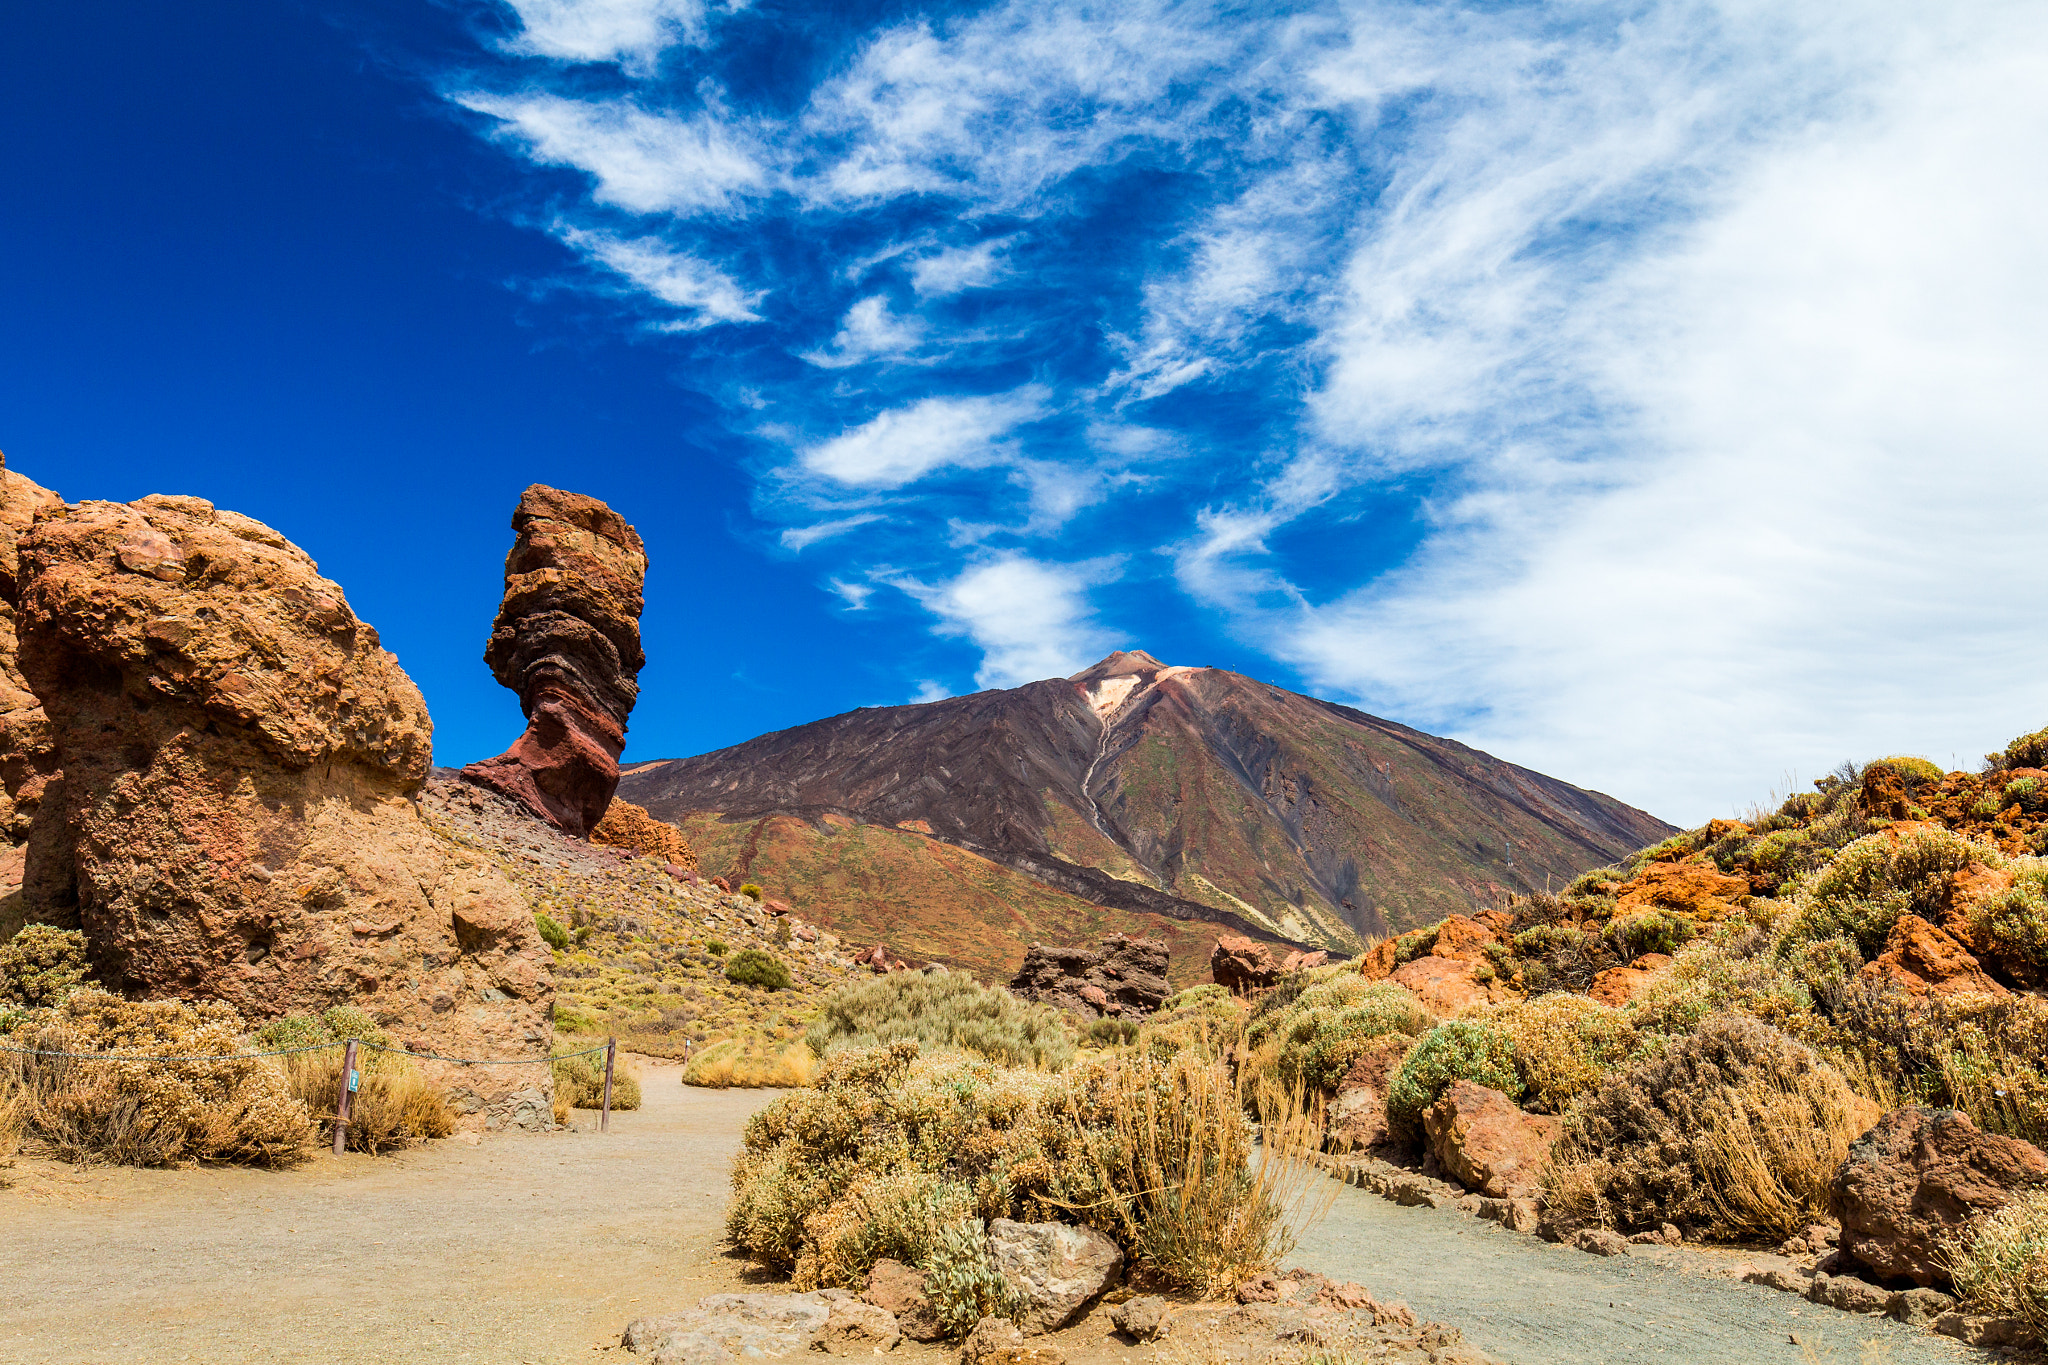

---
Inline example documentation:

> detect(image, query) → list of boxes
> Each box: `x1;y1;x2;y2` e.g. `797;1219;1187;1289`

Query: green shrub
1484;994;1638;1114
535;913;570;951
1778;826;1990;958
1602;910;1696;960
738;883;764;901
707;940;727;956
251;1005;390;1053
2007;776;2044;812
683;1035;819;1088
1815;988;2048;1146
0;925;88;1010
724;948;793;991
1875;755;1945;785
1997;727;2048;773
1245;974;1429;1096
1083;1016;1139;1047
804;970;1074;1069
1137;985;1246;1060
1628;945;1815;1039
1970;860;2048;983
1384;1020;1520;1142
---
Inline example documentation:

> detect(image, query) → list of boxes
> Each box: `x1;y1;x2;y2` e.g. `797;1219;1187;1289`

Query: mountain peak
1068;649;1170;683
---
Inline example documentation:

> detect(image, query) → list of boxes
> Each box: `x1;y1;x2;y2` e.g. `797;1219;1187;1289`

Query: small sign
347;1069;360;1093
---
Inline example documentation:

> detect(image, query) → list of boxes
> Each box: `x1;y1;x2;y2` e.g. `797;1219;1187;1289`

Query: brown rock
1357;937;1398;982
1615;860;1748;922
1832;1105;2048;1287
1858;914;2006;998
1429;915;1496;963
815;1297;902;1355
1211;933;1278;992
589;798;698;870
1325;1033;1413;1152
0;457;63;847
864;1259;944;1341
1571;1228;1630;1257
1587;953;1673;1008
1280;949;1330;972
1110;1295;1170;1341
1010;933;1168;1018
854;943;915;974
1422;1080;1560;1197
461;486;648;837
1388;954;1495;1015
14;494;551;1107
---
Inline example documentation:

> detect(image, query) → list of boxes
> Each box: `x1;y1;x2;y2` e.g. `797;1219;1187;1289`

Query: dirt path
1291;1176;2000;1365
0;1058;772;1365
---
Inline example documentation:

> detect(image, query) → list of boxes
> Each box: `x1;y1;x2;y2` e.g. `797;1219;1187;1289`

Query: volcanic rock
864;1259;944;1341
590;798;699;871
986;1218;1123;1334
461;486;647;837
854;943;914;973
14;493;551;1105
1587;953;1673;1008
1831;1105;2048;1287
1858;914;2006;998
622;1292;833;1363
1211;934;1278;992
1009;933;1168;1018
1325;1033;1413;1153
1388;954;1496;1016
1614;859;1749;922
1423;1080;1561;1198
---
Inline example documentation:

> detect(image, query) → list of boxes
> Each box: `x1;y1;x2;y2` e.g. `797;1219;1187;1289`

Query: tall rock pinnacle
460;485;647;836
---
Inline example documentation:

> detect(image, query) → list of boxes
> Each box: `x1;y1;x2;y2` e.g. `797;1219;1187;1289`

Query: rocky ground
420;774;867;1058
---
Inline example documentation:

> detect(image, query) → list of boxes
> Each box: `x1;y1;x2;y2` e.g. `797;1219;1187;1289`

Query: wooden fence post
601;1035;616;1133
332;1038;359;1156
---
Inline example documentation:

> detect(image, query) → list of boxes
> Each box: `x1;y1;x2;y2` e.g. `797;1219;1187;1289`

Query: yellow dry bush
1945;1188;2048;1346
551;1047;642;1110
282;1051;455;1153
685;1036;819;1088
1482;993;1638;1114
726;1040;1321;1316
4;990;310;1167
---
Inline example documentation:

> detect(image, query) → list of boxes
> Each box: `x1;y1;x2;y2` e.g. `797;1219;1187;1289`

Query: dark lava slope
621;651;1673;954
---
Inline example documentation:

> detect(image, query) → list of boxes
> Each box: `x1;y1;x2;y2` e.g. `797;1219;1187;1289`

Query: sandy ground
0;1058;768;1365
0;1064;2022;1365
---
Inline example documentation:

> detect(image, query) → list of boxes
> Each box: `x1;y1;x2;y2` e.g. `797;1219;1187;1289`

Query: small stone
1932;1311;2033;1348
1570;1228;1630;1257
1887;1287;1956;1327
1807;1273;1892;1315
814;1299;901;1355
1742;1268;1809;1294
1110;1296;1170;1342
959;1316;1024;1365
865;1259;944;1342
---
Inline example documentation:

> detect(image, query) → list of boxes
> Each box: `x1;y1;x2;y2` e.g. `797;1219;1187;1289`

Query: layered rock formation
0;456;63;855
1007;933;1168;1018
14;490;551;1106
461;486;647;837
591;797;698;872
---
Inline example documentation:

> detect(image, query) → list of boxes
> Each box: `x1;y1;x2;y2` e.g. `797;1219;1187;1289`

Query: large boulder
1009;933;1168;1018
1587;953;1674;1008
461;486;648;837
863;1258;944;1341
1211;933;1278;992
1614;859;1749;923
1832;1106;2048;1287
1422;1080;1561;1198
14;492;551;1106
987;1218;1123;1334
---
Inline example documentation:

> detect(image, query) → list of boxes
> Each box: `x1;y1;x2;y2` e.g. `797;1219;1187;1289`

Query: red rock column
460;486;646;837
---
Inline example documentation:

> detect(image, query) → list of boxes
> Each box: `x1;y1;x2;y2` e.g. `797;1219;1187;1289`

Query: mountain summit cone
620;651;1670;978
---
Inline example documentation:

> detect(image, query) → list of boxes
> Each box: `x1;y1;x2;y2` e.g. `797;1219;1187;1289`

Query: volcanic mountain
619;651;1672;977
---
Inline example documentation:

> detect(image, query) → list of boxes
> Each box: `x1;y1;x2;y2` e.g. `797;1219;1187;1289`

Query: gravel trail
1290;1176;1999;1365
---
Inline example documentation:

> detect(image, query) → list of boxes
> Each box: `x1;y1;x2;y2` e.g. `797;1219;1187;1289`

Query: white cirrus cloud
800;295;926;369
780;513;887;553
910;238;1012;295
497;0;710;72
559;227;761;325
457;91;766;215
798;387;1048;488
896;553;1124;689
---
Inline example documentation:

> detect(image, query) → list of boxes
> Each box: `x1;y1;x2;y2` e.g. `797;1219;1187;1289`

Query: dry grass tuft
1944;1189;2048;1347
684;1035;820;1088
3;990;311;1167
281;1051;455;1153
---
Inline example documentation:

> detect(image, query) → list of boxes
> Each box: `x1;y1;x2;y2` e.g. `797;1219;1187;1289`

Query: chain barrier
0;1039;610;1065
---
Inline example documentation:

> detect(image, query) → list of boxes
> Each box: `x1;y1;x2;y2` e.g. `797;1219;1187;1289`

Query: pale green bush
803;971;1074;1069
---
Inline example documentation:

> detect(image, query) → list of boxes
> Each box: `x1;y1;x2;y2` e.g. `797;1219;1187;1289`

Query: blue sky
3;0;2044;824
